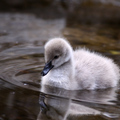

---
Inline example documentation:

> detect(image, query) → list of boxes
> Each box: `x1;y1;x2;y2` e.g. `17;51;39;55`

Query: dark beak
41;60;54;76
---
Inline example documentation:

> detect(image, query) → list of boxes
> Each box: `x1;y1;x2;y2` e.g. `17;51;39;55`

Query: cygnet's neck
48;52;75;89
59;56;75;77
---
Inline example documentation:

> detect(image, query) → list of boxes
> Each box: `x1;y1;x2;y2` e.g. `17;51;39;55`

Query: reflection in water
37;85;120;120
37;94;100;120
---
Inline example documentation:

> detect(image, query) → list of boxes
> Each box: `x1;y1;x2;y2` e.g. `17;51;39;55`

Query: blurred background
0;0;120;120
0;0;120;54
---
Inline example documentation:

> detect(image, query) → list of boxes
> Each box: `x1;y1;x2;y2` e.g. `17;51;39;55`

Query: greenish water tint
0;1;120;119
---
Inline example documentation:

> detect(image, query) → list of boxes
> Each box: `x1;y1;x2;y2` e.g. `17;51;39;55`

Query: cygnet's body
41;38;120;90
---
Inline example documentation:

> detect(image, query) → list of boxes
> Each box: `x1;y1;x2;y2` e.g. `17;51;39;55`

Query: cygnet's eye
54;55;59;59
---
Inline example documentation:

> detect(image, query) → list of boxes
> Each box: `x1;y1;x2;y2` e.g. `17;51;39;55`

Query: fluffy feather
41;38;120;90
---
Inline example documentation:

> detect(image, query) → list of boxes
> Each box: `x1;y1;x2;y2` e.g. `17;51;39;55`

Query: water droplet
12;92;15;94
24;83;27;86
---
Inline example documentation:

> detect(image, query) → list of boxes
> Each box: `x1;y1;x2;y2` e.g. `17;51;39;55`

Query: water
0;1;120;120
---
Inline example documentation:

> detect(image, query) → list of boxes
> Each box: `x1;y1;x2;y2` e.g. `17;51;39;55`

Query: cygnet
41;38;120;90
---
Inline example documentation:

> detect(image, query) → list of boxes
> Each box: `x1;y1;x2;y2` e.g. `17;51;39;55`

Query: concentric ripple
0;46;44;91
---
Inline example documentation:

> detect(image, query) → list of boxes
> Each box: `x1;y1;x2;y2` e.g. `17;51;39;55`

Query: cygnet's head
41;38;73;76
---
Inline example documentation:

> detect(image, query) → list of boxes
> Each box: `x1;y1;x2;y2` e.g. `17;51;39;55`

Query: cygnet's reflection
38;86;120;120
37;93;71;120
37;84;119;120
37;94;101;120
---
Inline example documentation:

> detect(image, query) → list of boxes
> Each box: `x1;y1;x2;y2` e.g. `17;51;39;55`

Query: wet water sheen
0;4;120;120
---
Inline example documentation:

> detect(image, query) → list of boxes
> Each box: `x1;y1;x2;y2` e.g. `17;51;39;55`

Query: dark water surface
0;1;120;120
